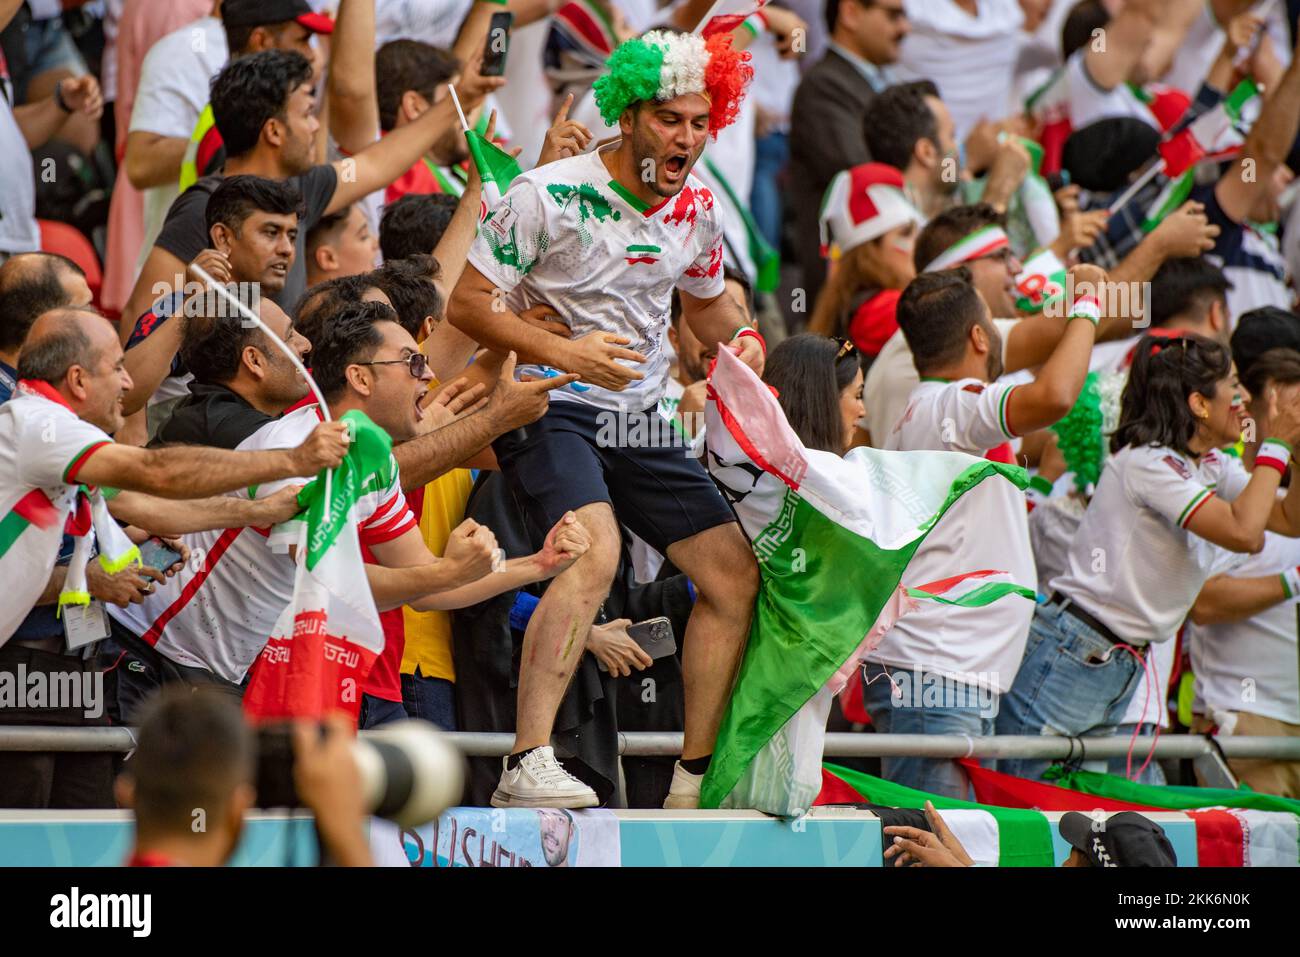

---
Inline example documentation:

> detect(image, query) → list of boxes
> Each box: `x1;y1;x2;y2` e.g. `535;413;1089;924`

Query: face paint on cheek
889;233;915;255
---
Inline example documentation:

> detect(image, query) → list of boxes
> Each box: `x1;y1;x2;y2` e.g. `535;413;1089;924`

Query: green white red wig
593;29;753;136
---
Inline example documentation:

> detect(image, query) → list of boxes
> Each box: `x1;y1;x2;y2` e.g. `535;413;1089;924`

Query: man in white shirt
867;265;1100;795
1;307;349;641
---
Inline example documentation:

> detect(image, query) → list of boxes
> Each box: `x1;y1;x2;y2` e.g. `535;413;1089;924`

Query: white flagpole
189;263;335;503
447;83;470;133
1107;159;1162;214
692;0;726;34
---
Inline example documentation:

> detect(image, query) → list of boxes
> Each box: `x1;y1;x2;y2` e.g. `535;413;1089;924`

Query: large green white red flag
700;349;1034;814
243;411;389;723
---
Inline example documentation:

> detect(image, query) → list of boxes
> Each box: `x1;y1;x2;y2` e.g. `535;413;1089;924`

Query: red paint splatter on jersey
664;186;715;243
684;238;724;280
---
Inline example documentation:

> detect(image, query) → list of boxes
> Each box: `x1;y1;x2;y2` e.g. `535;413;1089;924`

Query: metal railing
1;727;1298;761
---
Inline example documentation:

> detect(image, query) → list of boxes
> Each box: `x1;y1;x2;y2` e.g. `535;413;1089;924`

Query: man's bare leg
512;502;621;751
665;522;759;761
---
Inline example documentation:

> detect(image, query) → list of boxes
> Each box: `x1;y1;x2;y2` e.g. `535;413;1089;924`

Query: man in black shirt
119;47;503;346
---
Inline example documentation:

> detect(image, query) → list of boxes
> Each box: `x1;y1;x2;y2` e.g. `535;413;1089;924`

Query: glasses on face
357;352;430;379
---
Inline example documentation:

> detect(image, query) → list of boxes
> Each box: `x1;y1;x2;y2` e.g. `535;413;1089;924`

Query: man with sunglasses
109;299;591;716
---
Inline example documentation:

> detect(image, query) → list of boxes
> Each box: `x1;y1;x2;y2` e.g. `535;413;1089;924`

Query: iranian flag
1140;79;1260;232
243;411;389;723
970;760;1300;867
700;349;1034;815
696;0;768;35
466;129;523;221
818;764;1057;866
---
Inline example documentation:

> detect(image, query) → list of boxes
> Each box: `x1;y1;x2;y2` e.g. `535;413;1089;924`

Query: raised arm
327;0;381;157
1215;19;1300;223
1004;266;1102;434
75;423;349;499
325;58;505;214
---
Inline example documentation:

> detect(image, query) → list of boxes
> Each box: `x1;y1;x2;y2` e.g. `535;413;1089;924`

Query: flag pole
692;0;725;34
1107;159;1162;214
447;83;471;134
189;263;335;503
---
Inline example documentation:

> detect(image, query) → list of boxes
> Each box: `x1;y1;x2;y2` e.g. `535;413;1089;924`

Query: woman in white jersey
997;333;1300;782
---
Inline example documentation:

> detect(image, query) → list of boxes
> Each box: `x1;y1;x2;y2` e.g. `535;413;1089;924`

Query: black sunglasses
357;352;430;378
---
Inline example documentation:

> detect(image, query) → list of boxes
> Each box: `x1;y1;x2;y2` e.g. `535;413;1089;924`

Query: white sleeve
16;411;114;488
1207;450;1252;502
676;194;727;299
1124;446;1217;529
358;460;417;546
466;181;551;292
938;380;1021;454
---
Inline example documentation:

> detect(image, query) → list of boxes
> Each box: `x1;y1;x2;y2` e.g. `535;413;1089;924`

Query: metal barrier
1;727;1298;760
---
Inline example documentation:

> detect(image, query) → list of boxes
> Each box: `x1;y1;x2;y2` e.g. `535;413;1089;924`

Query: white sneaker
663;761;704;809
490;746;599;808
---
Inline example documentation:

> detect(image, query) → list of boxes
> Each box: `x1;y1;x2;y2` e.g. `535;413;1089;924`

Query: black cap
221;0;335;34
1062;118;1161;194
1059;811;1177;867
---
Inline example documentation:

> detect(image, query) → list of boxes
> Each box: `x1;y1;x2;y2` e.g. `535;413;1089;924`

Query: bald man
0;307;350;642
0;253;93;399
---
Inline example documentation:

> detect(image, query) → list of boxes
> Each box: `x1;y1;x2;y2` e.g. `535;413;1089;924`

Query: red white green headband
923;225;1010;273
592;29;753;136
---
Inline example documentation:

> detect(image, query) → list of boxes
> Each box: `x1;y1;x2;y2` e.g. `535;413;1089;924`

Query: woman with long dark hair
763;333;864;457
997;333;1300;781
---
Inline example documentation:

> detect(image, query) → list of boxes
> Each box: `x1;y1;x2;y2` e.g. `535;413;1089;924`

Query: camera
254;720;465;828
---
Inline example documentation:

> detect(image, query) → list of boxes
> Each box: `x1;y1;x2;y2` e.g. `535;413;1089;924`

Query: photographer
119;689;371;867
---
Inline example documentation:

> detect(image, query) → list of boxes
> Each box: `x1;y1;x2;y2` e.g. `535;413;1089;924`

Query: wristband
1255;438;1292;476
53;80;72;114
733;327;767;354
740;12;767;37
1067;294;1101;326
483;0;510;6
1281;567;1300;601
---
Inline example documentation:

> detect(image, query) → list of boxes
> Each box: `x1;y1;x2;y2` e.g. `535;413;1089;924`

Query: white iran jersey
884;378;1019;455
109;407;415;681
0;388;113;641
875;378;1035;692
1051;445;1251;644
1189;531;1300;726
467;149;726;412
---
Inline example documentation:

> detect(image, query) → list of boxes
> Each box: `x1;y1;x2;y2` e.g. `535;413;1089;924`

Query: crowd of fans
3;0;1300;835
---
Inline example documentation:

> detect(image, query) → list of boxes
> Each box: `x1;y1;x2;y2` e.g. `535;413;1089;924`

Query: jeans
18;14;87;101
359;693;408;730
401;669;457;731
1108;723;1168;785
750;131;788;252
996;600;1144;781
860;662;997;799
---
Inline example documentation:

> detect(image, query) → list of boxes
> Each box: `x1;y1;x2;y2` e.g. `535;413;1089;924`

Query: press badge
63;601;110;651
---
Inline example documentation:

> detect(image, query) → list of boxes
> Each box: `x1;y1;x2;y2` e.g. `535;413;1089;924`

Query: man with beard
864;267;1100;797
537;808;574;867
376;41;474;203
449;29;762;809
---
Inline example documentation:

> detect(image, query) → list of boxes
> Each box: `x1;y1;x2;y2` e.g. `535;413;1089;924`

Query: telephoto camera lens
255;721;464;828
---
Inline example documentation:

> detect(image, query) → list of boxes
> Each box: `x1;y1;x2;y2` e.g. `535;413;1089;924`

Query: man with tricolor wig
449;27;764;809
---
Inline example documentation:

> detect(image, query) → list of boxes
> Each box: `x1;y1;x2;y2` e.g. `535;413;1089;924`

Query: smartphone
481;11;513;77
138;537;183;572
596;617;677;672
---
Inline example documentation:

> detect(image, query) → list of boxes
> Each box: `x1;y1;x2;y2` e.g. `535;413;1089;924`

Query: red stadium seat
37;219;103;309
